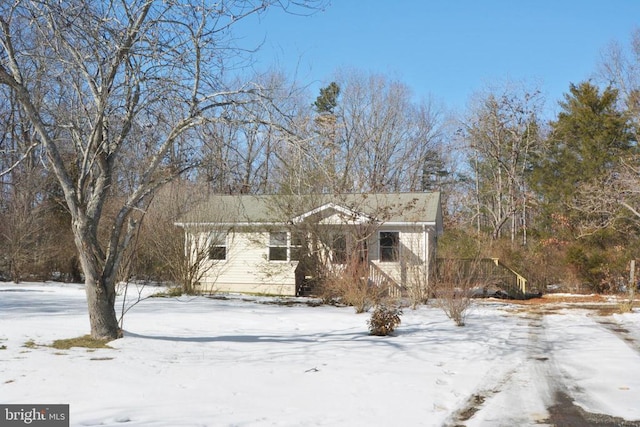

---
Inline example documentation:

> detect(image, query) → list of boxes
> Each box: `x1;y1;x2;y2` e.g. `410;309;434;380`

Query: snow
1;282;640;426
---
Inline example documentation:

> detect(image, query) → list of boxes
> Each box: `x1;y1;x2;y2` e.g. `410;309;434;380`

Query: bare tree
334;69;445;192
572;157;640;237
1;185;48;281
405;263;430;309
0;88;54;281
272;69;446;195
198;71;306;194
599;28;640;143
593;30;640;231
122;180;203;291
0;0;323;339
459;82;544;242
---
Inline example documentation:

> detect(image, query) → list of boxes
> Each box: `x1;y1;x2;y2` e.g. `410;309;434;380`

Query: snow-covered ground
1;282;640;426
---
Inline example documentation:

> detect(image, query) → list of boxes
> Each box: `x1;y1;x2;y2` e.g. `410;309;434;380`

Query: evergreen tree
313;82;340;114
531;82;634;228
529;82;637;291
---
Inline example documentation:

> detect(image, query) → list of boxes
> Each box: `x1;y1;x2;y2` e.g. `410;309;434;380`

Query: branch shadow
122;329;408;350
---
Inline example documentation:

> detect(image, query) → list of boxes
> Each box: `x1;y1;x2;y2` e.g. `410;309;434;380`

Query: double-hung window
290;233;303;261
269;231;304;262
208;232;227;260
379;231;399;262
269;232;288;261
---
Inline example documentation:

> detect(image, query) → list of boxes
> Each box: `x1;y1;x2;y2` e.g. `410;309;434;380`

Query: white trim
291;202;373;224
423;224;429;289
383;221;436;226
176;220;436;227
175;222;288;227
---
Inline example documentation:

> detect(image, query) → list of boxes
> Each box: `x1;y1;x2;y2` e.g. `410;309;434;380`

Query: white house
175;192;443;296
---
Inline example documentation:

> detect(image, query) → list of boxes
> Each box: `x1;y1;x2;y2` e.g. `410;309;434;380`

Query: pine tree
313;82;340;114
531;82;634;228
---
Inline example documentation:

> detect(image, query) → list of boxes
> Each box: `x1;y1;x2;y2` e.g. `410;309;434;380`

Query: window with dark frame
379;231;399;262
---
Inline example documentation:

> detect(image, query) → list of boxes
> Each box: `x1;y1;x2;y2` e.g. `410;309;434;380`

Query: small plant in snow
368;305;402;336
619;285;636;314
22;339;37;349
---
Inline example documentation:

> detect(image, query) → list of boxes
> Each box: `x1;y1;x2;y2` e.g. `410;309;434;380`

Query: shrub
368;305;402;336
434;258;477;326
319;258;386;313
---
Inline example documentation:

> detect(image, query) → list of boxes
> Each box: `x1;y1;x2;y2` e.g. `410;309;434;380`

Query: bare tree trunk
522;193;528;246
71;215;121;338
85;275;120;339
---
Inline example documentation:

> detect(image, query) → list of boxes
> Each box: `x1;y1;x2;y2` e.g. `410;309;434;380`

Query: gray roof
177;192;442;227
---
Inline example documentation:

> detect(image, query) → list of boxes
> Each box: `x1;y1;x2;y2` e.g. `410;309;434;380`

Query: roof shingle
177;192;441;226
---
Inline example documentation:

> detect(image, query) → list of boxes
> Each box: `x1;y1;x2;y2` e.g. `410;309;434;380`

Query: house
175;192;443;297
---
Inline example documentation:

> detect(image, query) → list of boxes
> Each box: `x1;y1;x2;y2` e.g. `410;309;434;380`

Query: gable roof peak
292;202;375;224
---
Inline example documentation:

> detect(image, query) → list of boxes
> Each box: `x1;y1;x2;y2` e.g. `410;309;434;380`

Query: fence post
630;260;636;294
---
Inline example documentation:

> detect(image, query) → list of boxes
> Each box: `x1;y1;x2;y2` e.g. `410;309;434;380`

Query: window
331;234;347;264
209;232;227;260
379;231;399;262
269;232;288;261
290;233;304;261
269;231;305;261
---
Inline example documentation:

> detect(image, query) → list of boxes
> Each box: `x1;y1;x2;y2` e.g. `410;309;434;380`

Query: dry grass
51;335;113;350
497;293;638;316
22;339;38;349
509;294;608;306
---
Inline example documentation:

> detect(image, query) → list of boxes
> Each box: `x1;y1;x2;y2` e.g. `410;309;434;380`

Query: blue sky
236;1;640;116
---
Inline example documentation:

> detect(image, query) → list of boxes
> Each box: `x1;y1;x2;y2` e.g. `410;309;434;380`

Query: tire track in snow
595;317;640;356
444;367;519;426
537;310;640;427
546;390;640;427
444;308;640;427
444;309;552;426
527;310;640;427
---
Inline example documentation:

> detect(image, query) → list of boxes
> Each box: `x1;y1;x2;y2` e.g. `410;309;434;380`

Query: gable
292;203;373;225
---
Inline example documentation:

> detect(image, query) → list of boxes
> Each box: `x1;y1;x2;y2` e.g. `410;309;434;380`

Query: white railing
369;262;405;297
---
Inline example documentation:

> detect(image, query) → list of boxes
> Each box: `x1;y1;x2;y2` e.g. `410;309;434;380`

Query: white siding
370;225;437;288
197;231;297;296
189;223;438;296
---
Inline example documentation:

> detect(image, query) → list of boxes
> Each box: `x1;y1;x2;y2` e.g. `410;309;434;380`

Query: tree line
0;1;638;339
